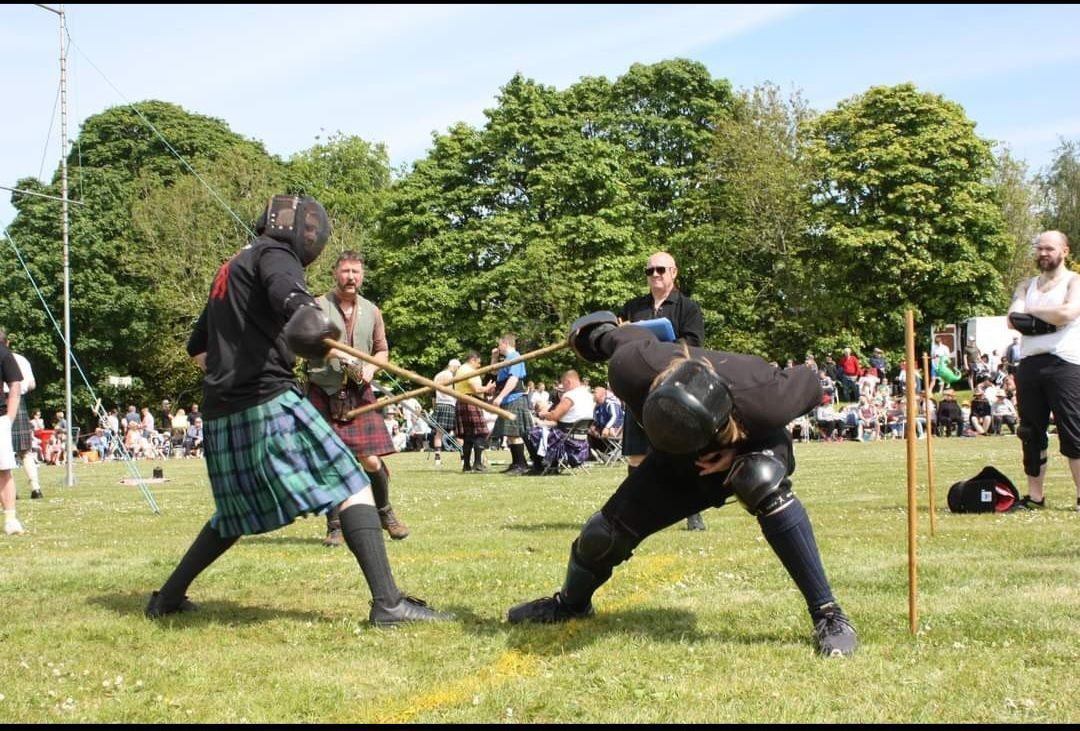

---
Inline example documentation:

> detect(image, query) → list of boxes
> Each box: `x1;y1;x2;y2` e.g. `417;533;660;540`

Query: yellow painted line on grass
370;555;684;724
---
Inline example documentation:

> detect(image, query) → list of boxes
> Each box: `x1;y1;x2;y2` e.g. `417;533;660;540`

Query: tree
1037;138;1080;245
806;83;1011;351
376;60;737;382
991;144;1041;291
699;84;817;357
0;101;283;420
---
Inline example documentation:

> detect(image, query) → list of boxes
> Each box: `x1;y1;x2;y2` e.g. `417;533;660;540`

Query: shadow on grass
89;592;333;625
503;522;587;533
242;535;328;547
477;607;710;656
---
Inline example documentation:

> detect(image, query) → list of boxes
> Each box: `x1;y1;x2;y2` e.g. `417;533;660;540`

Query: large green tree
699;84;817;358
377;60;735;381
806;83;1011;352
0;101;284;418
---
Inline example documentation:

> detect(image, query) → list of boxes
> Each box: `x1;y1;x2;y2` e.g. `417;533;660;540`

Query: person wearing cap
430;358;461;467
935;388;964;437
991;392;1018;435
506;314;858;657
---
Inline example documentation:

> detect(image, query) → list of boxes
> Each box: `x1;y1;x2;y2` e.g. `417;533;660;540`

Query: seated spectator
171;408;189;447
991;393;1018;435
587;386;623;455
524;369;593;474
814;395;845;441
183;418;204;458
935;389;964;437
969;388;993;435
45;430;67;465
856;396;881;441
86;427;108;462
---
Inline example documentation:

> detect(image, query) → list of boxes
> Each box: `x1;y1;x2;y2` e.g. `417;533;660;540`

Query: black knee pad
1017;424;1048;477
573;512;636;572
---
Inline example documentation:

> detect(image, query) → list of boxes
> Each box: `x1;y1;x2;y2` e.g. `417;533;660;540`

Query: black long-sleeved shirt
618;289;704;347
187;237;316;419
604;326;821;453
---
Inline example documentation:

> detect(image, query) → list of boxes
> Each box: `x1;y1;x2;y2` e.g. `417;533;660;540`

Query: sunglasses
644;266;669;276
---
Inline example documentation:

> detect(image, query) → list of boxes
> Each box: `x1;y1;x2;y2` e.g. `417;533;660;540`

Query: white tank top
434;369;458;405
1022;274;1080;364
558;385;595;425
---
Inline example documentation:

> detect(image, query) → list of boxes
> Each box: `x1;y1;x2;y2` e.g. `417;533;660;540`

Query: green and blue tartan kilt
11;400;33;454
432;402;457;433
491;395;534;440
205;389;369;538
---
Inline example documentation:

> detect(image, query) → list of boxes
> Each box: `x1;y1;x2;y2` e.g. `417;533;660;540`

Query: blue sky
3;3;1079;229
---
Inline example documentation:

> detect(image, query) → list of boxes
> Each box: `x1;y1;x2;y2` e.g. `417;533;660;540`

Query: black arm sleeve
260;246;317;319
187;306;208;357
678;298;705;347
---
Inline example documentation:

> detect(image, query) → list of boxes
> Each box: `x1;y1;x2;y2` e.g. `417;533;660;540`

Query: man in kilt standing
430;358;461;468
454;352;493;472
145;195;451;626
306;251;409;545
490;334;534;476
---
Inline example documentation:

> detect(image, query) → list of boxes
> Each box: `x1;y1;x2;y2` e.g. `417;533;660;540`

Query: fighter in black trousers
508;313;858;657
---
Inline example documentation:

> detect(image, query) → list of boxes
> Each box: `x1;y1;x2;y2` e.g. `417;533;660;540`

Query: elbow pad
1008;312;1057;336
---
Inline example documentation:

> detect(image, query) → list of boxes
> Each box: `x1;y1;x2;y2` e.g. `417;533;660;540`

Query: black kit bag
947;466;1020;513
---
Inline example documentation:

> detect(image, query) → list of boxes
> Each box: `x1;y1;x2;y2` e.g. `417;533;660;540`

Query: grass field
1;436;1077;723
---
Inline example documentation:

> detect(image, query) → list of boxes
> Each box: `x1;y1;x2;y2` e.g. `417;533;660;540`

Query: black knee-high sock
509;442;526;467
473;440;485;466
524;438;542;468
462;440;473;468
340;503;400;606
364;463;391;510
159;521;238;601
757;497;835;612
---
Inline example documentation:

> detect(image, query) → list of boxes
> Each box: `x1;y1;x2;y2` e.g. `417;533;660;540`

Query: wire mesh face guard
261;194;331;267
642;359;733;455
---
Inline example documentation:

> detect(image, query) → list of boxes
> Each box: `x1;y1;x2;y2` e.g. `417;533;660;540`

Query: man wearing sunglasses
618;252;707;531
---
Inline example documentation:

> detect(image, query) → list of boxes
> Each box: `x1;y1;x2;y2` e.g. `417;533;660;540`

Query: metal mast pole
59;4;74;486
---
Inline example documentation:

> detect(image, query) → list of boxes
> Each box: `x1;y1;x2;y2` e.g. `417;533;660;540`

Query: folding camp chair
540;418;594;476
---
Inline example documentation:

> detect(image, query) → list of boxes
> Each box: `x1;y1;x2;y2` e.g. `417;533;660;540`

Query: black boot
323;507;343;547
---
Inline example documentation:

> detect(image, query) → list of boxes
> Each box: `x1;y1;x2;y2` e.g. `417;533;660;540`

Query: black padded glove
1008;312;1057;336
568;311;619;363
284;304;341;359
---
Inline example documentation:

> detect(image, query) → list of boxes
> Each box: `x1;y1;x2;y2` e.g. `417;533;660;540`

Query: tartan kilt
205;388;370;538
455;401;489;438
432;402;457;433
11;400;33;454
307;384;396;457
491;395;534;440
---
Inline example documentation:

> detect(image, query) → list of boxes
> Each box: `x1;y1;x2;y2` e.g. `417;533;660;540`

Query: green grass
1;437;1077;723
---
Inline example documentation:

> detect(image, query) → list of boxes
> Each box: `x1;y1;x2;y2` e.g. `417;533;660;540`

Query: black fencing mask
642;359;733;455
260;194;331;267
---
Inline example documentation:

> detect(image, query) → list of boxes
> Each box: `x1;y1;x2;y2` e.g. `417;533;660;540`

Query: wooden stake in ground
905;310;919;635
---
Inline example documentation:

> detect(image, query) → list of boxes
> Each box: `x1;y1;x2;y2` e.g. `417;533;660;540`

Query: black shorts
1016;353;1080;458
